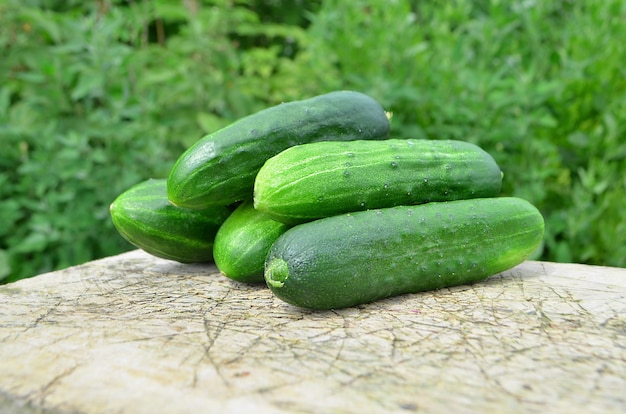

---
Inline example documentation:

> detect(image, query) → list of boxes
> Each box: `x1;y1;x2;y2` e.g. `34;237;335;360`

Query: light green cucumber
254;139;503;224
213;200;291;283
265;197;544;310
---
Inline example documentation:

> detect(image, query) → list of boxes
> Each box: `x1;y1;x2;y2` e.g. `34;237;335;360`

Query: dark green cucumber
167;91;390;209
110;179;231;263
265;197;544;310
254;139;503;224
213;200;291;284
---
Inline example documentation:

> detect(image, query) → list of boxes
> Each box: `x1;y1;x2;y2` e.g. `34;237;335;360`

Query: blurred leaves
0;0;322;282
303;0;626;267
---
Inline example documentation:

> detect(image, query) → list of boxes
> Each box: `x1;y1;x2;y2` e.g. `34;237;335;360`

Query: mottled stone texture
1;250;625;413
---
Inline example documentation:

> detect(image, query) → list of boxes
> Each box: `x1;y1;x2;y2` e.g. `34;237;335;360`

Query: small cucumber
110;179;230;263
254;139;503;224
265;197;544;310
167;91;390;209
213;200;291;284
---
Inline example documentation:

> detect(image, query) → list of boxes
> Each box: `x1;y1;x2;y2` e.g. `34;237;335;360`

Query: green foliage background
1;0;625;282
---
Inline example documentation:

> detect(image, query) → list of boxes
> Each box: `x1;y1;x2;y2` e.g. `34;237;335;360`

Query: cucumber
213;200;291;284
167;91;390;209
265;197;544;310
110;179;231;263
254;139;503;224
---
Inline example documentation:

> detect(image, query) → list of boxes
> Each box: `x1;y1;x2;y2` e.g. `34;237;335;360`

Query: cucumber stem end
265;258;289;288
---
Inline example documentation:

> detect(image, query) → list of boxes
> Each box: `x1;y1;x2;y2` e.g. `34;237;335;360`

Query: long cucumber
167;91;390;209
265;197;544;309
254;139;502;224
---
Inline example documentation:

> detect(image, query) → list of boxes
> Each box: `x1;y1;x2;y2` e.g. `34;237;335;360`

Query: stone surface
1;250;625;413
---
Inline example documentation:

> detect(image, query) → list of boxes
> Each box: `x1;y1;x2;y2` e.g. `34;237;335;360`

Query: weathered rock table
1;250;625;413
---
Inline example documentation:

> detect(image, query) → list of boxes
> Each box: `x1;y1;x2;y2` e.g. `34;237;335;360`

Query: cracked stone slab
1;250;625;413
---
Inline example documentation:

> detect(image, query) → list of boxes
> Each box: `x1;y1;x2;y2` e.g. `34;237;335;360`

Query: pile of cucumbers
110;91;544;310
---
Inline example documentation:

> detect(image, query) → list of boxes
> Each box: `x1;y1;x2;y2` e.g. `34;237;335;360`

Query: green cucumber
254;139;503;224
167;91;390;209
110;179;231;263
265;197;544;310
213;200;291;284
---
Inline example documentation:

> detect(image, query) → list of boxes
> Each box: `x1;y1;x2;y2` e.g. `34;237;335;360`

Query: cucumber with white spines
264;197;544;310
254;139;503;224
